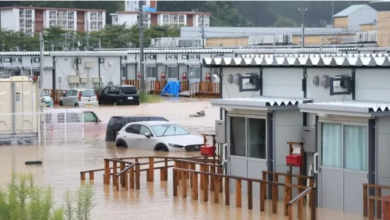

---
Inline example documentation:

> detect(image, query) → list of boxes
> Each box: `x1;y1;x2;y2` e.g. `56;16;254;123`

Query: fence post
104;160;110;184
248;180;253;210
214;174;219;204
225;177;230;206
204;173;209;202
369;198;374;220
192;172;198;200
363;184;368;217
130;167;134;189
260;181;266;212
149;158;154;182
210;166;215;192
173;169;177;196
236;179;242;208
136;163;140;190
120;162;125;187
182;170;187;198
284;175;292;216
89;171;94;180
310;188;316;220
272;174;278;214
80;172;85;181
218;166;223;193
164;158;168;181
377;187;382;219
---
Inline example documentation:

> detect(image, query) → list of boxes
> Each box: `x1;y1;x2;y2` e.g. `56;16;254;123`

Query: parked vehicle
115;121;203;152
43;108;106;133
105;116;168;142
98;85;140;106
42;95;54;107
59;89;98;108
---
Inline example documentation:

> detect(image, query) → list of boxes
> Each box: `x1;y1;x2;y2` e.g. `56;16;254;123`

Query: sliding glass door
319;122;368;213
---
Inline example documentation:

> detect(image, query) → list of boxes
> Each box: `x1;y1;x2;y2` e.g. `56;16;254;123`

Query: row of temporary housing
150;33;377;48
205;59;390;216
1;49;390;91
203;55;390;67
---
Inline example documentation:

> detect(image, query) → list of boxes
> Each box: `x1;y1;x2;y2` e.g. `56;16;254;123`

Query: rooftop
333;4;370;17
0;6;105;12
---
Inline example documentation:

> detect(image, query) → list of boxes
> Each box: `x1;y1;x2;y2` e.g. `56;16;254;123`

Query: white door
228;115;268;197
138;125;154;150
189;66;201;85
318;122;368;213
124;124;142;148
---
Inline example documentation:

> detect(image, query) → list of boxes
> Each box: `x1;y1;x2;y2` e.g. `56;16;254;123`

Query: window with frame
90;21;97;31
162;15;169;23
230;116;266;159
170;15;178;23
68;21;74;30
189;67;200;79
146;66;157;78
98;22;103;30
97;12;103;21
167;66;178;79
90;12;97;20
25;10;32;18
179;15;185;23
68;11;74;20
49;11;57;19
321;123;367;172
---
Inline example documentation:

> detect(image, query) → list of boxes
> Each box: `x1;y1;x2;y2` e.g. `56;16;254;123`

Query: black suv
105;116;169;142
99;85;140;106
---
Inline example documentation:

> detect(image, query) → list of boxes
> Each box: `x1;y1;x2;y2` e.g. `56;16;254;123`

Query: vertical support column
248;180;253;210
225;177;230;206
368;118;376;198
130;167;134;189
192;172;198;200
351;68;356;100
236;179;242;208
267;112;274;199
164;158;168;181
120;162;125;187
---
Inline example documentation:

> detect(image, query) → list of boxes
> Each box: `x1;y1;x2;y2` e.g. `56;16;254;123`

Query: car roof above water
136;121;174;126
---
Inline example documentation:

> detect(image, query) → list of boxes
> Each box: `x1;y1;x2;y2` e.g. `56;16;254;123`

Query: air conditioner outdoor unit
68;75;80;84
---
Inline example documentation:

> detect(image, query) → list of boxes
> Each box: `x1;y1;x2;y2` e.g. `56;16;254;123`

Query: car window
71;90;77;96
108;87;120;95
81;90;95;97
103;87;109;95
125;124;141;134
121;87;137;94
84;112;97;122
108;117;117;126
151;124;189;137
140;125;152;136
64;91;72;97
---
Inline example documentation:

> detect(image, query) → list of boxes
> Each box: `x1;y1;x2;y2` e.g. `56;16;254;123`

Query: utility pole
298;7;308;49
200;15;205;48
39;32;44;110
139;0;146;92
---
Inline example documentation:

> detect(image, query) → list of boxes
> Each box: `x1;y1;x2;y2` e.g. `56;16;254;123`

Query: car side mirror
144;132;151;138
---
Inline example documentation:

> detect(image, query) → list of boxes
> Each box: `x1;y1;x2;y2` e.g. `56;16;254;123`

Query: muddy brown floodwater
0;98;364;220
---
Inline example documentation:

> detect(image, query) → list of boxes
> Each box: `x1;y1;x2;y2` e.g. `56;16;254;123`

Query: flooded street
0;98;364;220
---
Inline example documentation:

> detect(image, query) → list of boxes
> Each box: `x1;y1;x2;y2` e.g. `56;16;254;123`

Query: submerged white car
115;121;204;152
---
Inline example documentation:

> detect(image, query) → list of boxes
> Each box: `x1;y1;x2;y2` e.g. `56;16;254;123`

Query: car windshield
81;90;95;97
151;124;189;137
121;87;137;94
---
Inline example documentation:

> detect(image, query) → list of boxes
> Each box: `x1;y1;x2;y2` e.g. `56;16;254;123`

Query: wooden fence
190;82;220;98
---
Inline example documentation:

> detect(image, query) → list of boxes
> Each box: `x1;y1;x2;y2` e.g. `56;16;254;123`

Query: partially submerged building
205;54;390;214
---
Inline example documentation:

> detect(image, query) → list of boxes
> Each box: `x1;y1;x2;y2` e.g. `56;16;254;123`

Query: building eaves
210;97;312;111
0;6;106;12
203;54;390;67
299;101;390;117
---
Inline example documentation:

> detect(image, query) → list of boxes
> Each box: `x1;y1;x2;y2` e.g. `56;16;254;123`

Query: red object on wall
286;155;302;167
200;145;215;157
182;74;187;80
205;74;211;81
382;196;390;219
160;73;166;79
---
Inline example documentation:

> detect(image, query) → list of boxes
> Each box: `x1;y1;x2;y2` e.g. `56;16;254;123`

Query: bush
0;173;95;220
139;91;161;103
